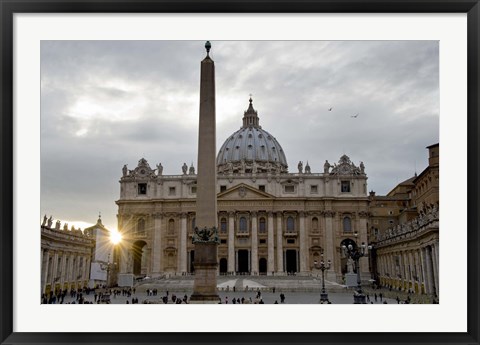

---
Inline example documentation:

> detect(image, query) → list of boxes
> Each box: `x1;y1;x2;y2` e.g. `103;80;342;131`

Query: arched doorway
340;238;357;274
259;258;267;274
286;250;297;273
237;250;249;273
219;258;228;274
132;240;147;276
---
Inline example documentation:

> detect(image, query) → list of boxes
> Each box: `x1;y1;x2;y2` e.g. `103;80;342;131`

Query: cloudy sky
40;40;439;231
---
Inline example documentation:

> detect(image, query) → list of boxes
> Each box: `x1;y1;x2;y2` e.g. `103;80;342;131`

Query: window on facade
341;181;351;193
220;218;227;233
287;216;295;232
310;185;318;193
259;239;266;244
287;239;295;244
284;185;295;193
191;218;196;231
220;185;227;192
239;217;248;233
312;217;318;231
168;219;175;234
259;185;266;192
138;183;147;195
137;218;145;234
191;186;197;194
259;217;266;233
220;239;227;244
169;187;176;195
343;217;352;232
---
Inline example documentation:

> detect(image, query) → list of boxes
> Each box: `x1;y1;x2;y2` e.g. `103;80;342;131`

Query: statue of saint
360;161;365;174
47;216;53;228
227;161;233;174
42;215;47;227
122;164;128;177
63;223;68;231
55;220;61;230
189;164;195;175
156;163;163;176
346;257;354;273
324;160;331;174
252;161;257;174
240;159;246;174
182;163;188;175
298;161;303;174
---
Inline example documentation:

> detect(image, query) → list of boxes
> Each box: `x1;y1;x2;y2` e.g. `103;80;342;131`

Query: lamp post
342;233;372;304
314;253;331;303
100;253;117;288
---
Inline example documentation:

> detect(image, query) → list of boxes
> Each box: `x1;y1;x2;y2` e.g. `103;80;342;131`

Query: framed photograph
1;1;479;345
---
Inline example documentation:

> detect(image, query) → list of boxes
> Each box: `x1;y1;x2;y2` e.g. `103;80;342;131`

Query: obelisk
189;41;220;303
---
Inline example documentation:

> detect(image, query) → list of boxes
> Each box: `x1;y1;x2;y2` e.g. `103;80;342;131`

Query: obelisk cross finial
205;41;211;56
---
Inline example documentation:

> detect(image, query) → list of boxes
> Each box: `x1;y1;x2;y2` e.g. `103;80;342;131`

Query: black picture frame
1;1;479;344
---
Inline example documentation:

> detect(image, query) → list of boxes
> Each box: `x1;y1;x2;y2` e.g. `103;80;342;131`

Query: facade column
323;210;336;280
358;212;369;275
152;212;163;275
276;212;284;273
228;212;235;274
267;212;275;275
250;212;258;275
298;211;307;273
180;213;188;273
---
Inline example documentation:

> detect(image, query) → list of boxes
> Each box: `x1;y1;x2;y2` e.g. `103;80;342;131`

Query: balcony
283;231;298;238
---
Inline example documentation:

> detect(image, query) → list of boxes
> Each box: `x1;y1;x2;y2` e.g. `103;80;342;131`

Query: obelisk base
189;243;219;304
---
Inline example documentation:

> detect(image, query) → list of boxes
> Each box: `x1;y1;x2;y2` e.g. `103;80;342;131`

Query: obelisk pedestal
189;41;220;304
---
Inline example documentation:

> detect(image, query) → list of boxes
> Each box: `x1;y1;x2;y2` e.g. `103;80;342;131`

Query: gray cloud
41;40;439;229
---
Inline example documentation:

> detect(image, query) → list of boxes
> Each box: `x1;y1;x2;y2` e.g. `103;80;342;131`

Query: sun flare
110;230;122;245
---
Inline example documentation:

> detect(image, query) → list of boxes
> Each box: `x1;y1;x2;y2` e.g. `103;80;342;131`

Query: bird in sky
351;113;359;118
328;107;333;111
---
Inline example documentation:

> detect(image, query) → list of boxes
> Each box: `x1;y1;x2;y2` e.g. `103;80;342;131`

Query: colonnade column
51;251;59;287
425;246;434;294
250;212;258;275
431;243;439;296
152;213;163;274
180;213;187;273
298;212;307;273
267;212;274;275
41;250;50;294
228;212;235;274
420;247;429;294
276;212;284;273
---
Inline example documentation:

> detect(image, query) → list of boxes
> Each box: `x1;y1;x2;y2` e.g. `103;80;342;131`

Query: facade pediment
217;183;274;200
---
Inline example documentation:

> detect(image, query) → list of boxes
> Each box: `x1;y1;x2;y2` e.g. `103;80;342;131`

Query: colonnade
377;241;439;296
41;248;91;294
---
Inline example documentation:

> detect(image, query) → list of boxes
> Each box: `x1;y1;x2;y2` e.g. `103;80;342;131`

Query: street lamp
342;233;372;304
314;253;331;303
100;253;117;288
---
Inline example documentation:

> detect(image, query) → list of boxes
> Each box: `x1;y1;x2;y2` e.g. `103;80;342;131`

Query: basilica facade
116;98;371;284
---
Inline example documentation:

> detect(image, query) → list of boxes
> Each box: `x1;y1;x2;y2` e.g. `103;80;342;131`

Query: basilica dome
217;98;288;175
